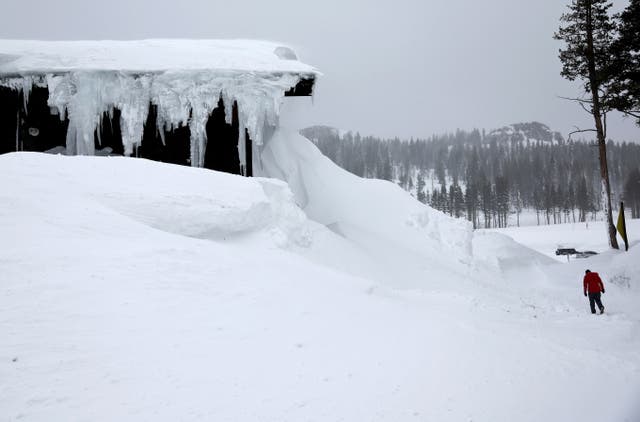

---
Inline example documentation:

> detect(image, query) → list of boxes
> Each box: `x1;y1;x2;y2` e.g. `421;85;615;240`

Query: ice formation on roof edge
0;71;301;167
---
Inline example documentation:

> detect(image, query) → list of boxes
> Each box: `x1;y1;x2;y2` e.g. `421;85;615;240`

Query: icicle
116;74;151;155
2;68;306;167
21;77;33;113
96;116;102;147
158;126;166;146
221;91;234;126
15;110;19;151
237;118;247;172
65;125;77;155
46;74;70;121
64;73;102;155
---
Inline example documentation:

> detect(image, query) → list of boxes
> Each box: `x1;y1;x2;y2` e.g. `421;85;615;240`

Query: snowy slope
260;128;473;288
1;149;640;422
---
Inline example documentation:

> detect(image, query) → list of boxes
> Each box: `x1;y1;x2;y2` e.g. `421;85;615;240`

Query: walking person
583;269;605;314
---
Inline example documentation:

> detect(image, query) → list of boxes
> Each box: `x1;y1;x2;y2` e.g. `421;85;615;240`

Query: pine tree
624;168;640;218
465;182;478;228
435;156;446;186
430;190;439;210
554;0;619;248
609;0;640;124
379;147;393;181
440;184;449;215
495;175;509;227
513;190;523;227
416;171;427;204
450;183;465;218
576;175;592;222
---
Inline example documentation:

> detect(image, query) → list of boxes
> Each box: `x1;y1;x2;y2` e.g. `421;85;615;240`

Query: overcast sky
1;0;637;141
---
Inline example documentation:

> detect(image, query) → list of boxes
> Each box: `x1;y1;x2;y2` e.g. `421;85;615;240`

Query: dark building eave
0;70;316;97
285;76;315;97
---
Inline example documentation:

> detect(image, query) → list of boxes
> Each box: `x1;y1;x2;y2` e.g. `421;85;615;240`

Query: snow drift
260;127;474;287
0;152;313;248
1;149;640;421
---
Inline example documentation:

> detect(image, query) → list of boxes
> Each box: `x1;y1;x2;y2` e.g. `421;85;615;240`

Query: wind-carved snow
259;127;475;286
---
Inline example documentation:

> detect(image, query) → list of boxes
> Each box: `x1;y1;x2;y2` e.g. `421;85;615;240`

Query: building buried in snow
0;40;317;176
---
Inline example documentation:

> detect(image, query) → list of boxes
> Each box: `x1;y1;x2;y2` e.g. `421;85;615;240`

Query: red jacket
584;272;605;294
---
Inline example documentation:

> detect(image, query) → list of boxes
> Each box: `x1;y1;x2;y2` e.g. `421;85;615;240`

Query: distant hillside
302;121;565;147
301;123;640;228
301;125;342;141
486;122;565;145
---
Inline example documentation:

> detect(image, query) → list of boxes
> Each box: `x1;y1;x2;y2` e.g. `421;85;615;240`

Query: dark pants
588;292;604;314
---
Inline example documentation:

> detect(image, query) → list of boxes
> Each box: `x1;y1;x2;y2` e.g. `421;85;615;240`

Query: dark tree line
302;122;640;228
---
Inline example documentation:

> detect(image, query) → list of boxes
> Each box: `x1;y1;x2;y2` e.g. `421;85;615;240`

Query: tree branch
579;101;592;114
568;126;597;141
558;95;593;104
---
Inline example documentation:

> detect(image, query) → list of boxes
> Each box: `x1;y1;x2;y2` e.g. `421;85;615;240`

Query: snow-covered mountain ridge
486;121;565;145
302;121;565;145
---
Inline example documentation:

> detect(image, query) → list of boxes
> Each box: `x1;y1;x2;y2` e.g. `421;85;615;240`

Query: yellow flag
617;202;629;251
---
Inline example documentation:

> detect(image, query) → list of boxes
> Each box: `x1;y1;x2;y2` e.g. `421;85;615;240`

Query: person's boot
600;307;605;314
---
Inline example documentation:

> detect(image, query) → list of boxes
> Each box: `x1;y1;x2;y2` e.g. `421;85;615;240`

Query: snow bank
2;152;640;422
605;243;640;290
0;39;318;169
0;152;311;249
259;127;474;287
473;231;557;273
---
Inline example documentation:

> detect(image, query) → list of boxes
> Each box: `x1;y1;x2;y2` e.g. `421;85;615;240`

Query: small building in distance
0;39;317;176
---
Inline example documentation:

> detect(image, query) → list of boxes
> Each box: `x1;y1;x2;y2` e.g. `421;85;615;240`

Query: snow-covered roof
0;39;318;76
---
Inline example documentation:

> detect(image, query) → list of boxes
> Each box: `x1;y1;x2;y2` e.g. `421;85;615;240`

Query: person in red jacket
583;269;605;314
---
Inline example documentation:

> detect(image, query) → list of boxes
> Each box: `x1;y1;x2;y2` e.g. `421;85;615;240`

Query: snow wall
258;127;475;287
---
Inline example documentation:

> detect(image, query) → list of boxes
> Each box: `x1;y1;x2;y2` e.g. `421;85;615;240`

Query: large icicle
115;75;151;155
149;71;300;168
3;70;303;165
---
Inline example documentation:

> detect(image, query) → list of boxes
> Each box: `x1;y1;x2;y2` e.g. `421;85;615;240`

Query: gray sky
1;0;638;141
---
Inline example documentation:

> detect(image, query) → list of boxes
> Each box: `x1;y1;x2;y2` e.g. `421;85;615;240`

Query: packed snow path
1;150;639;421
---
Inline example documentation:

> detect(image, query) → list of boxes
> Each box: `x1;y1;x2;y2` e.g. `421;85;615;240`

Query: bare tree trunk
585;1;619;249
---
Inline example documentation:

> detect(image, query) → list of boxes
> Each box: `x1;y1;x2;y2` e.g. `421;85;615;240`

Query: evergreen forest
302;122;640;228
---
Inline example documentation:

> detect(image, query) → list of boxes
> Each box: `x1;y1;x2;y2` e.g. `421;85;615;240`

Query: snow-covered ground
1;130;639;421
487;217;640;261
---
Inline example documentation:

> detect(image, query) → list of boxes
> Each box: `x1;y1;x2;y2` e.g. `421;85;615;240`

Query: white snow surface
2;131;640;421
259;128;474;287
0;39;316;74
487;219;640;261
